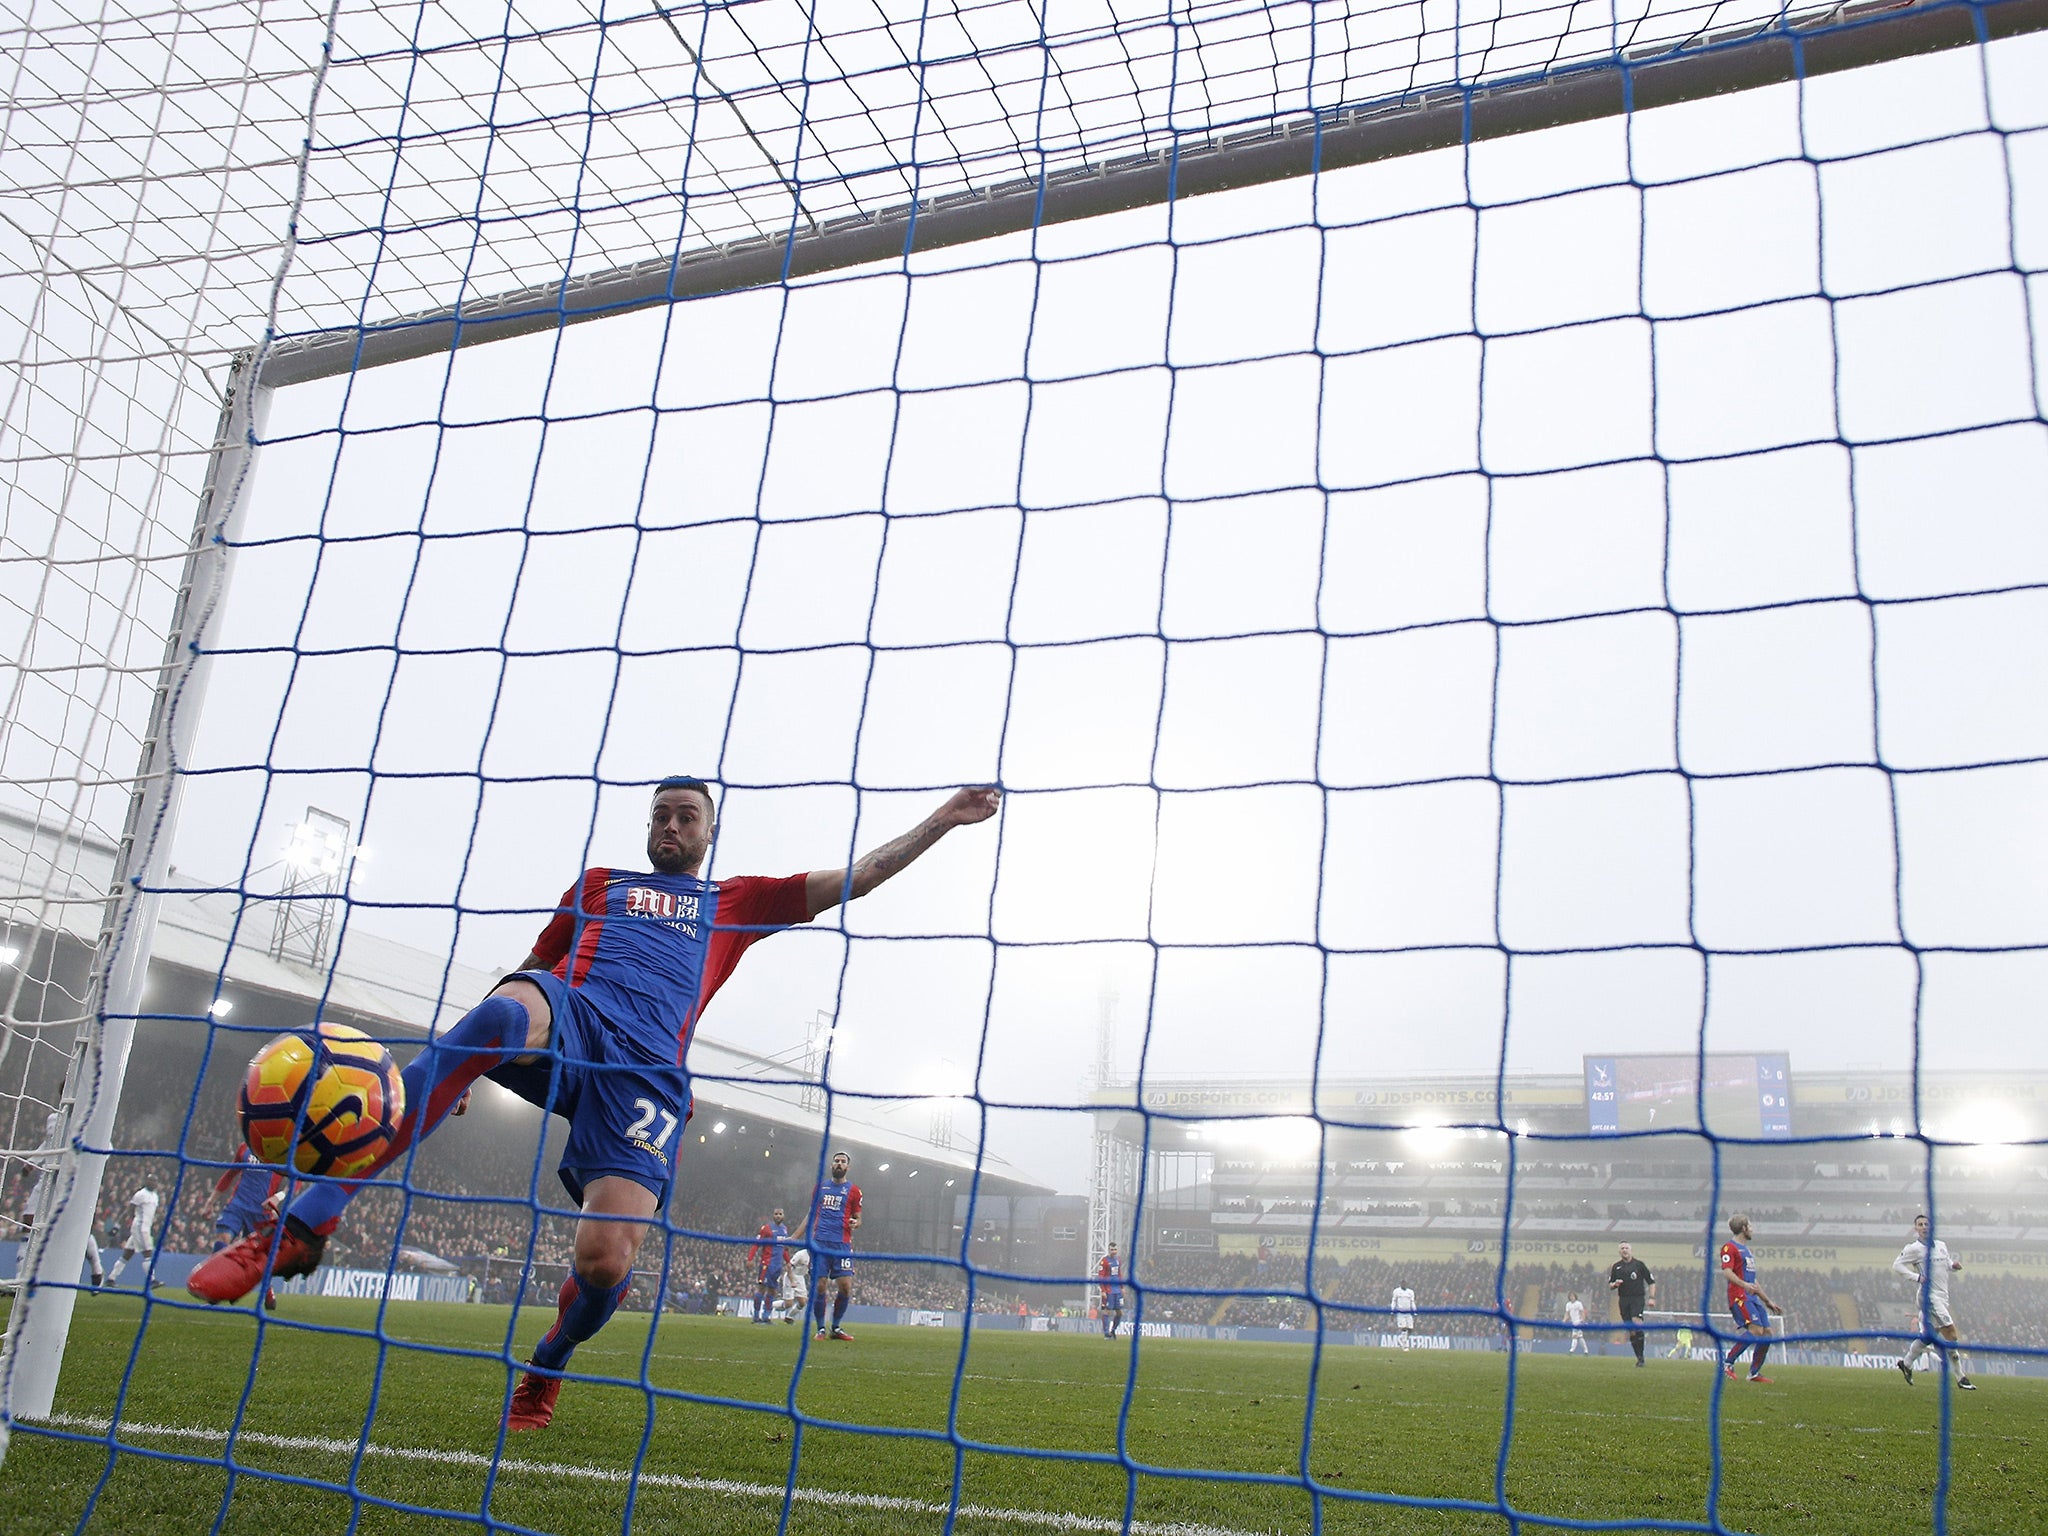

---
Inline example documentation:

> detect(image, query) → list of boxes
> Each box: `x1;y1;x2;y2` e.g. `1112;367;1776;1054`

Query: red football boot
186;1217;324;1304
505;1368;563;1432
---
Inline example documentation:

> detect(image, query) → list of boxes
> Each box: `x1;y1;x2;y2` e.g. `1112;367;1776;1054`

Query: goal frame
256;0;2048;391
2;362;272;1427
5;0;2042;1441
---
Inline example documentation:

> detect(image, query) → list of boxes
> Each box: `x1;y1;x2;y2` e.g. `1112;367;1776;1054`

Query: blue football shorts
816;1250;855;1280
1729;1293;1766;1330
485;970;686;1206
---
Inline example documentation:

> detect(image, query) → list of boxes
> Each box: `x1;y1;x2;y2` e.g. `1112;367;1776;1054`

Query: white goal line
27;1413;1261;1536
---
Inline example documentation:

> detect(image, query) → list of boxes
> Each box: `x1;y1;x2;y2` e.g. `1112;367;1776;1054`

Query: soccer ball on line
240;1023;405;1179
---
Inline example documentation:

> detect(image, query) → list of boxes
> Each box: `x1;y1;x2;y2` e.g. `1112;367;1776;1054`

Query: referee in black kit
1608;1241;1657;1366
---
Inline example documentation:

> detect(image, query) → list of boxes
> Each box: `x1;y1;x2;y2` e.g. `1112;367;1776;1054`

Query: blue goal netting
2;0;2046;1531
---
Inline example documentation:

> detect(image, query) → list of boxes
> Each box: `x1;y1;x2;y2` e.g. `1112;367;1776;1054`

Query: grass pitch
3;1296;2042;1534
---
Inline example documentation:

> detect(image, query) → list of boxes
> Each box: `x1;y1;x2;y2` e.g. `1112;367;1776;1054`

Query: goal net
2;0;2044;1528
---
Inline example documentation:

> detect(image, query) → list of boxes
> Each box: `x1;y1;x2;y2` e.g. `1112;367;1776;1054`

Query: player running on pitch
770;1247;811;1323
100;1183;158;1289
1894;1213;1975;1389
1563;1292;1589;1354
750;1207;789;1324
190;778;1000;1430
1097;1243;1125;1338
795;1149;861;1340
1718;1214;1782;1383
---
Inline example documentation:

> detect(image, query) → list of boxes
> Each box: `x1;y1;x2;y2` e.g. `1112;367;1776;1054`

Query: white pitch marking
28;1414;1271;1536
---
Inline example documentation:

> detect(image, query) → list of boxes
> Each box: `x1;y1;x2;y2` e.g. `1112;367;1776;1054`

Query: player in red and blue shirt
1719;1213;1782;1383
211;1144;283;1309
796;1149;862;1339
191;778;1000;1431
1097;1244;1125;1338
750;1208;789;1323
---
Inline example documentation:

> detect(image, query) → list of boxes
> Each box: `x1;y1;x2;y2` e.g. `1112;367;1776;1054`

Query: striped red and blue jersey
1720;1238;1756;1306
214;1144;280;1226
808;1179;862;1252
530;869;811;1062
753;1220;789;1273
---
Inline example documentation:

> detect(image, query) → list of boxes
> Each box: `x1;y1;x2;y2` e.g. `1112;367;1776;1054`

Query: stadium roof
1089;1069;2048;1141
2;805;1039;1189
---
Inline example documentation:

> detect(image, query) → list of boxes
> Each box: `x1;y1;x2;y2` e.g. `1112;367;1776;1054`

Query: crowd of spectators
13;1143;2048;1355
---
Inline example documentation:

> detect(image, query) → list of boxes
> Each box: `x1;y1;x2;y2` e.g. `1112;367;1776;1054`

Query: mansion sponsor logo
909;1310;946;1328
626;886;702;934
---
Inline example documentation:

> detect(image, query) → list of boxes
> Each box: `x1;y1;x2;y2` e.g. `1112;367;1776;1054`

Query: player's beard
647;830;709;874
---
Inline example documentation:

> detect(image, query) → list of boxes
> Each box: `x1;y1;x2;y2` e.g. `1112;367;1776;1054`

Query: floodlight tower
269;808;352;968
800;1009;833;1115
927;1056;957;1149
1088;987;1140;1278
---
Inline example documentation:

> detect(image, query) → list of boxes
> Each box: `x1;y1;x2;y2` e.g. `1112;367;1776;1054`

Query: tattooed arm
803;787;1001;918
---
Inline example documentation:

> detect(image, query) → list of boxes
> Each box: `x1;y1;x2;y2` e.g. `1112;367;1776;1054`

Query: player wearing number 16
190;778;1002;1432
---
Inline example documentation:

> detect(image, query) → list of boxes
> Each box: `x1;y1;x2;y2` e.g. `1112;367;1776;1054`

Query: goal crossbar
257;0;2048;392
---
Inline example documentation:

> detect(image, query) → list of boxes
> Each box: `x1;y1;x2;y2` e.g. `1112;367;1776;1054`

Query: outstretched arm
805;787;1001;918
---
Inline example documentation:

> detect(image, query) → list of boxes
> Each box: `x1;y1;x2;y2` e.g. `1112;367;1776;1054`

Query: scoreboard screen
1585;1053;1791;1137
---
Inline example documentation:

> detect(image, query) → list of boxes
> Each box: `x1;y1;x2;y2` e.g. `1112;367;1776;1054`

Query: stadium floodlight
711;1122;727;1135
1405;1122;1457;1156
207;999;233;1019
1203;1117;1324;1158
1953;1106;2028;1147
0;946;19;968
282;818;348;880
877;1163;891;1172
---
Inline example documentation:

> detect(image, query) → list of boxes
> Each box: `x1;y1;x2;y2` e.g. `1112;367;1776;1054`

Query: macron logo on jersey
626;886;702;934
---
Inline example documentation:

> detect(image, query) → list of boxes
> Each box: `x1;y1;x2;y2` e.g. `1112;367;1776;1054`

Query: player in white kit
1563;1292;1589;1353
1894;1213;1973;1389
770;1248;812;1323
101;1184;159;1289
1391;1283;1417;1348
